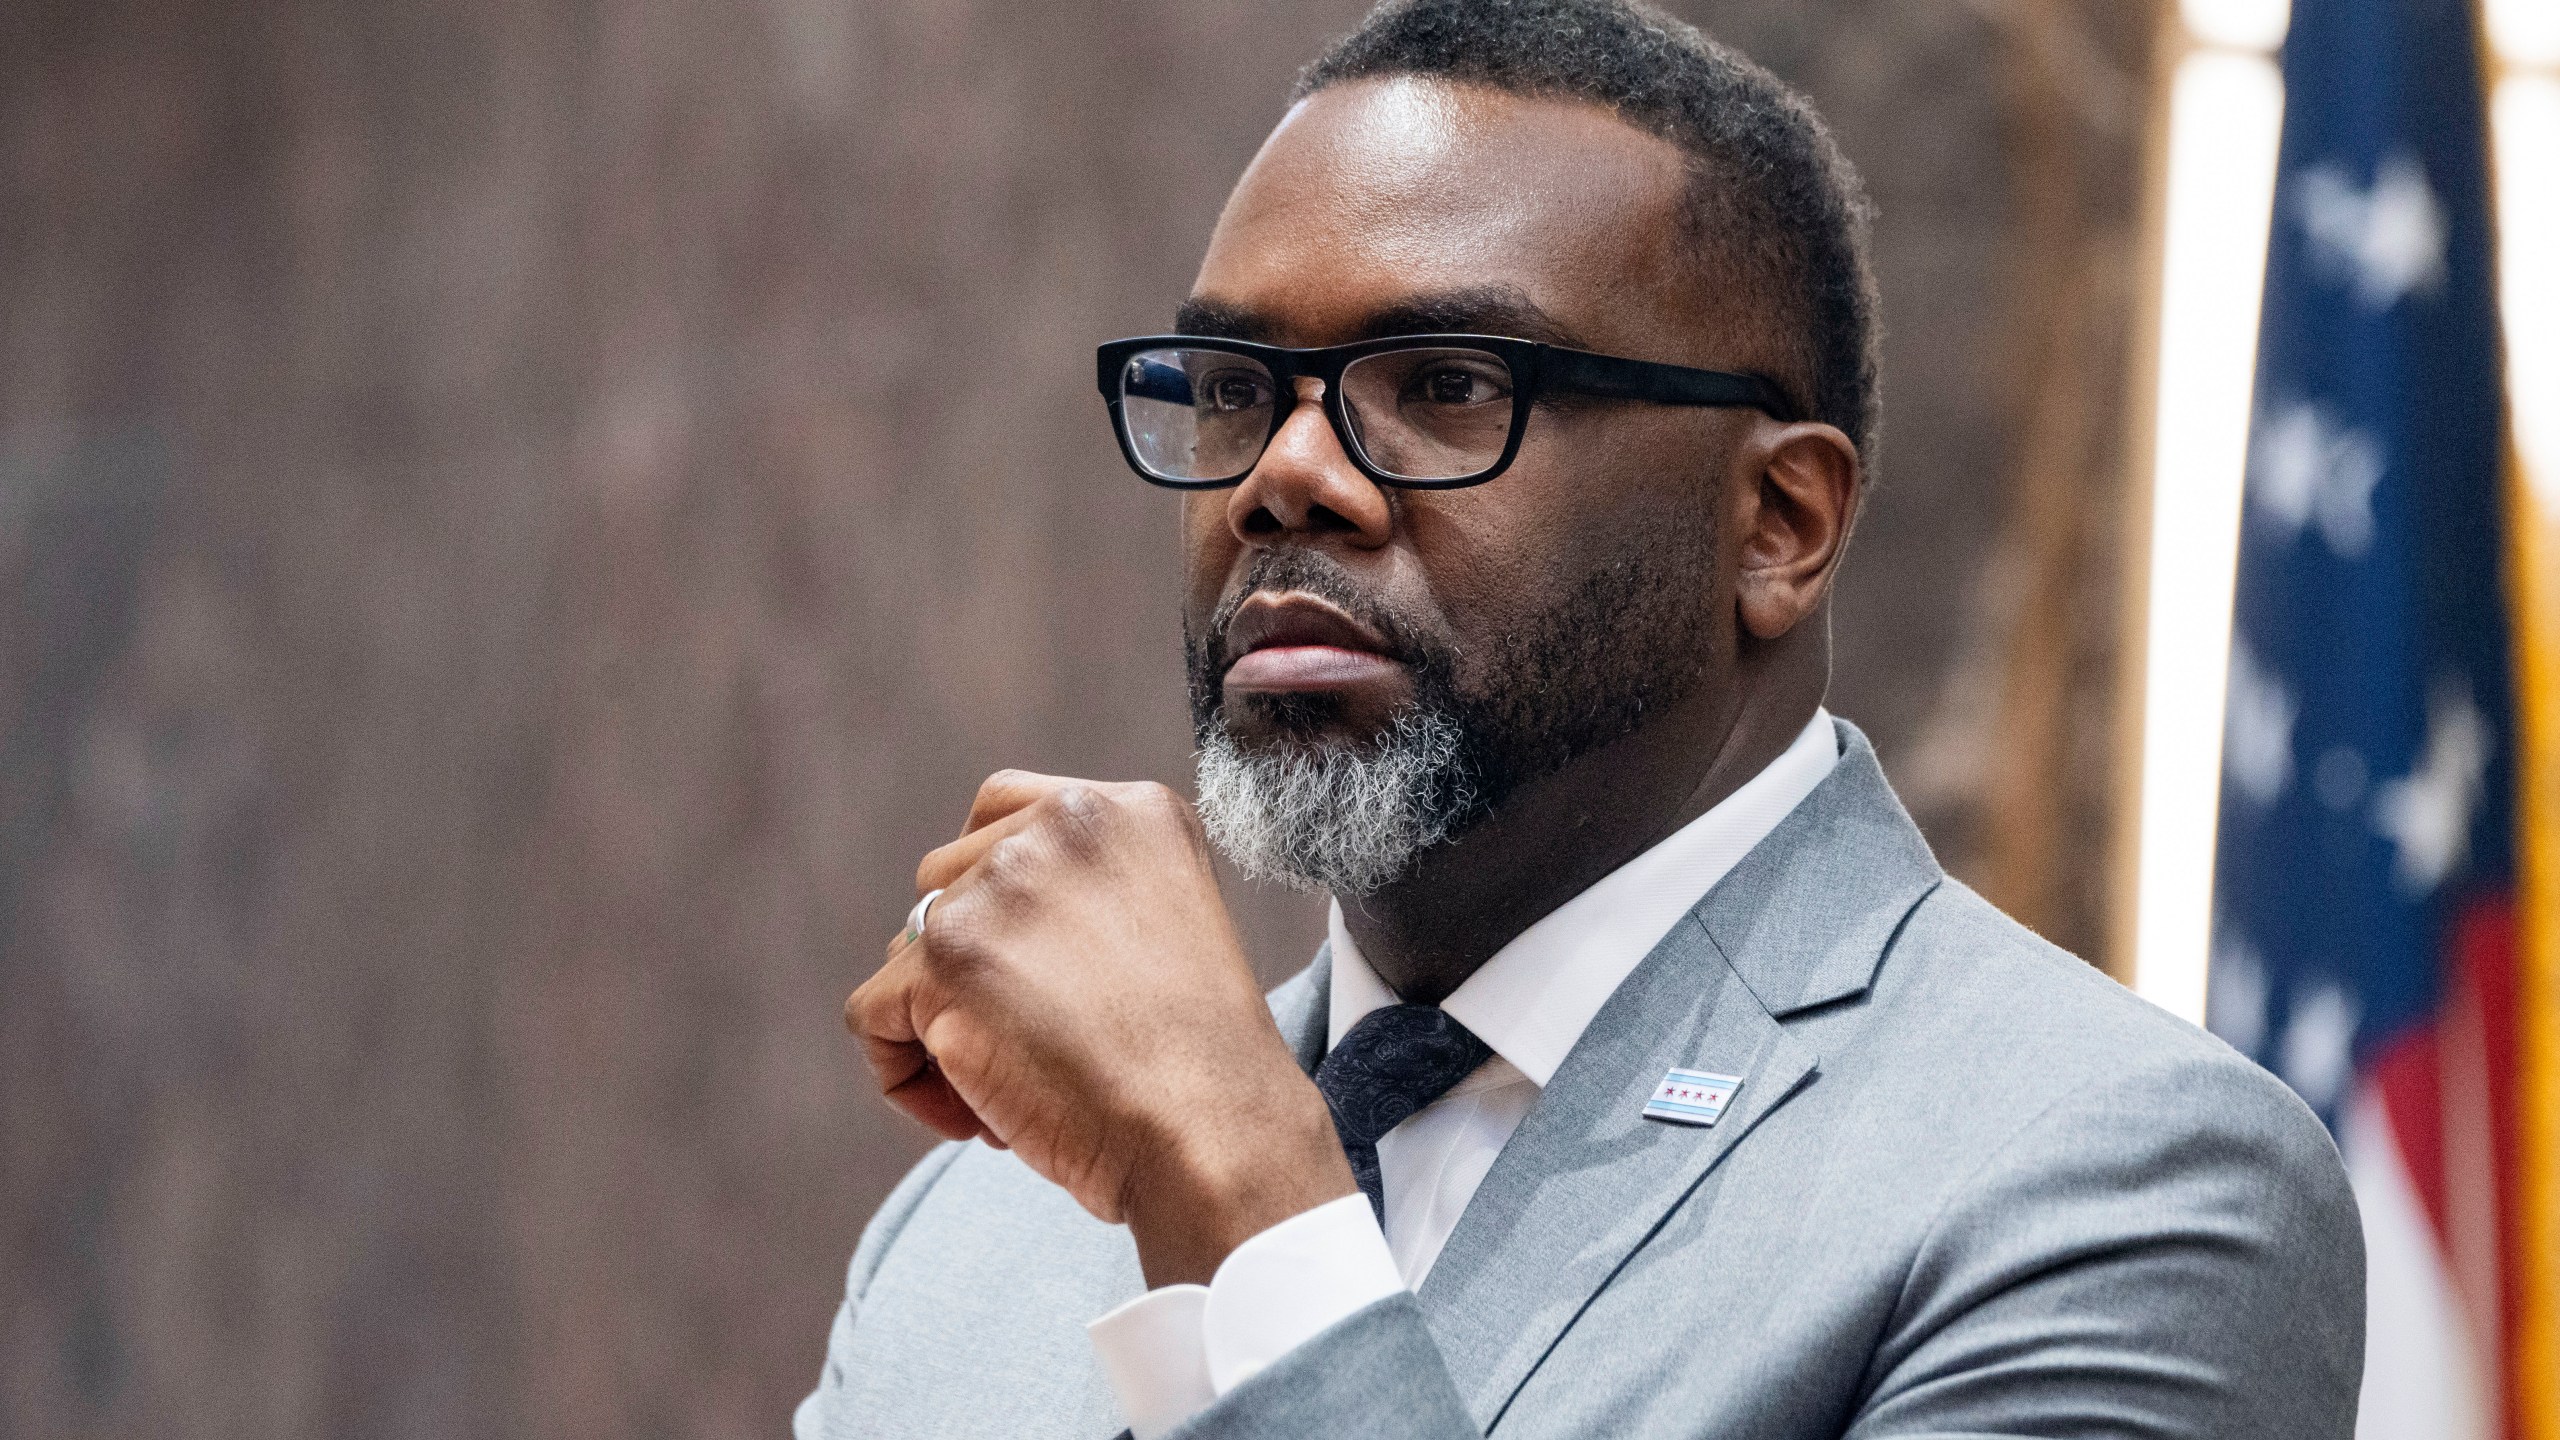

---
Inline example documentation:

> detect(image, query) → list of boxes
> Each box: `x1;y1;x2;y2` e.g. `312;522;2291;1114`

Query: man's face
1180;78;1792;887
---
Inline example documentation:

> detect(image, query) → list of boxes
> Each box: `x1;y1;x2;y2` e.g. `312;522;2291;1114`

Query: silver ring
899;888;944;947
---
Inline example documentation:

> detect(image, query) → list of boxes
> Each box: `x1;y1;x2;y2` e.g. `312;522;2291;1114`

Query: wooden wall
0;1;2148;1434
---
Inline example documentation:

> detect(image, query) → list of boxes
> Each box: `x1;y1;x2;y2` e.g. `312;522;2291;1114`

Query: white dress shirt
1088;710;1842;1439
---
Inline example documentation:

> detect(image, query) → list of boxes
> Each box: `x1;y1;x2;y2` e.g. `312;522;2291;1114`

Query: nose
1223;377;1395;549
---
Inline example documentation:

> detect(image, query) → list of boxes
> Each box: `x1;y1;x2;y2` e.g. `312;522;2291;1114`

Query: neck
1337;654;1821;1005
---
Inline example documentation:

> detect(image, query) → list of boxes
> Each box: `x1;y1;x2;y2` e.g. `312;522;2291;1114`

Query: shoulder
1804;883;2365;1435
1888;879;2307;1103
810;1140;1139;1437
1854;877;2356;1242
840;1141;971;1303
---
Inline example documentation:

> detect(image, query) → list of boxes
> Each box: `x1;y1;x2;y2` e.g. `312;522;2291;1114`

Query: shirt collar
1326;708;1841;1088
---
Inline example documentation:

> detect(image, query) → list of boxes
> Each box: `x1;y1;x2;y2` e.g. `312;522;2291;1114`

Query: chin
1210;691;1375;752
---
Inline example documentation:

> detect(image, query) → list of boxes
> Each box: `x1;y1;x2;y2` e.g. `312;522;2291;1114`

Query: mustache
1197;551;1426;671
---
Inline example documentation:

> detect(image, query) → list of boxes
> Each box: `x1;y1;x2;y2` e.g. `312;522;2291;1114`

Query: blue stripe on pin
1643;1067;1744;1126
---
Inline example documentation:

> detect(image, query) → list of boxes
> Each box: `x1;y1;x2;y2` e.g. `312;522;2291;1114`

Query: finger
849;978;988;1137
916;802;1046;894
850;996;924;1078
846;952;925;1065
849;971;991;1142
884;1065;986;1142
913;1009;1005;1147
960;769;1078;836
884;899;935;962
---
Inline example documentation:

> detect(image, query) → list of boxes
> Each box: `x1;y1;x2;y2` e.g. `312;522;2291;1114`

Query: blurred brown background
1;1;2151;1435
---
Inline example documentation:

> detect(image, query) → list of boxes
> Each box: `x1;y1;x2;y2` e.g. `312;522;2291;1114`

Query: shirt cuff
1087;1193;1404;1436
1088;1284;1213;1440
1202;1192;1404;1390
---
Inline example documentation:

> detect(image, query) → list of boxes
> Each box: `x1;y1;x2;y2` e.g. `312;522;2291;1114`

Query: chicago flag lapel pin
1643;1068;1744;1127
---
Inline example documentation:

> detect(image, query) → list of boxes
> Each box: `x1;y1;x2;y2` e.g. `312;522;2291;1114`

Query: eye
1199;370;1273;413
1406;362;1511;407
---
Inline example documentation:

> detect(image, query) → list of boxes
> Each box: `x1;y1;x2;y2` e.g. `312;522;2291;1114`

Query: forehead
1194;78;1724;356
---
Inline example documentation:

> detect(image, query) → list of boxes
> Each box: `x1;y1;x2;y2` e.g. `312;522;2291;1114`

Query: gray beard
1193;708;1476;896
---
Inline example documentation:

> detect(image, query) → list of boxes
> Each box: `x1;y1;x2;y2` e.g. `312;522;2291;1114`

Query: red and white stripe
2347;902;2517;1440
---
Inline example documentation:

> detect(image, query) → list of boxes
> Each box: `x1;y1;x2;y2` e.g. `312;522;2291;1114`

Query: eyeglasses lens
1338;347;1516;481
1117;349;1277;482
1115;344;1519;484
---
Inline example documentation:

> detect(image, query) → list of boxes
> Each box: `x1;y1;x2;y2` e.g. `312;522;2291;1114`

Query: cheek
1179;496;1236;620
1406;414;1722;647
1396;494;1570;642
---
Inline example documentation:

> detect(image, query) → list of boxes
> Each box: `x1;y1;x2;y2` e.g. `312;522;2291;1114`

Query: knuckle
844;977;895;1033
919;891;992;970
965;769;1036;829
1128;781;1186;822
978;831;1043;889
915;848;952;891
1123;781;1200;845
1047;786;1111;854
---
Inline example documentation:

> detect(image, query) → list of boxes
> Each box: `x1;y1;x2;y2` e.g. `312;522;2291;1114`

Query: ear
1733;421;1861;642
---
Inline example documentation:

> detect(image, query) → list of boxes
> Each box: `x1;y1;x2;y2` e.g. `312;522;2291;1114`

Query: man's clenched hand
844;771;1357;1286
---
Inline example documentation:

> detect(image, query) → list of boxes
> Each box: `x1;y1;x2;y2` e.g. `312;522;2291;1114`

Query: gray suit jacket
795;723;2363;1439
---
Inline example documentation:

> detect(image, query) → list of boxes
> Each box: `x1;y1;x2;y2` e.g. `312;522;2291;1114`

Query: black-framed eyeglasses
1095;333;1799;490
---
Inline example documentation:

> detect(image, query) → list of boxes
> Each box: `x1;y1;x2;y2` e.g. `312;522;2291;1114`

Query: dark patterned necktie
1313;1004;1494;1223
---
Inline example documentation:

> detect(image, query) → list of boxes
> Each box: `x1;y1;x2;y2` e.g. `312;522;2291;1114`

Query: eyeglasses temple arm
1538;346;1803;422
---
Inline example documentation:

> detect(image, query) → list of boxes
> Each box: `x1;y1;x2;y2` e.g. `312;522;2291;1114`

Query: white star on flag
2224;637;2298;806
2249;402;2385;558
2278;982;2361;1113
2294;150;2449;310
2373;680;2492;894
2208;925;2271;1058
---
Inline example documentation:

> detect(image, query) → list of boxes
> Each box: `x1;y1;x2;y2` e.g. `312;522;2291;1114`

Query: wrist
1119;1076;1357;1288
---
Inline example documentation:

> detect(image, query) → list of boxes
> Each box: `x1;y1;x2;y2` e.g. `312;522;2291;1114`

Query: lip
1221;591;1406;695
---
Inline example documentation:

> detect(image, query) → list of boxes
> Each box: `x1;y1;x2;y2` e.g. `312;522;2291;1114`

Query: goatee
1186;514;1715;896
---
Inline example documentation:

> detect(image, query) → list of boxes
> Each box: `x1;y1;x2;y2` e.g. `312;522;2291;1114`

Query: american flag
2203;0;2523;1434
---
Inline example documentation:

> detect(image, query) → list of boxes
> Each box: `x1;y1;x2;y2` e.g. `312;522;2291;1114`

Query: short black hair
1295;0;1881;467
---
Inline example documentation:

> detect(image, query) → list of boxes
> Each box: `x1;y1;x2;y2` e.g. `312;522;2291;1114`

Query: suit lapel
1412;912;1814;1427
1413;725;1941;1429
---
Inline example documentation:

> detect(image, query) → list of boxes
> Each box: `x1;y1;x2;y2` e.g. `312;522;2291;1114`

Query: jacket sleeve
792;1143;969;1440
1161;1292;1483;1440
1844;1050;2366;1440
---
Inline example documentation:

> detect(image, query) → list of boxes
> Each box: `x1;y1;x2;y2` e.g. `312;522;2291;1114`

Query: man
798;1;2364;1436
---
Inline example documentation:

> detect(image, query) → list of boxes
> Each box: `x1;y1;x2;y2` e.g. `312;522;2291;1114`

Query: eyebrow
1172;286;1588;350
1172;297;1280;342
